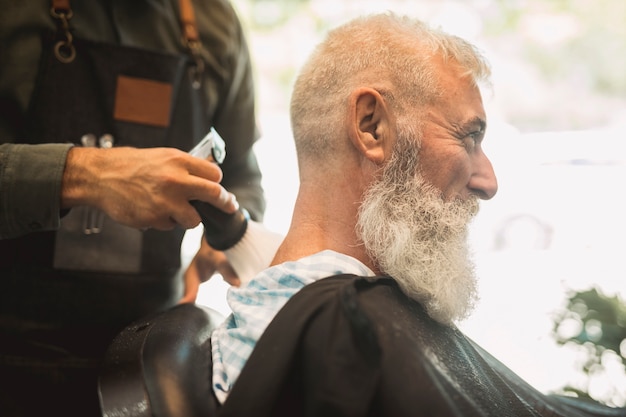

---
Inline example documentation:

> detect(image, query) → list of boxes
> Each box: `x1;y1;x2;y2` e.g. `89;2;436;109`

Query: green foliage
486;0;626;97
552;287;626;406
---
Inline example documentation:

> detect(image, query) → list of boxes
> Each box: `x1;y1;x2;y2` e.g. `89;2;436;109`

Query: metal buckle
50;6;76;63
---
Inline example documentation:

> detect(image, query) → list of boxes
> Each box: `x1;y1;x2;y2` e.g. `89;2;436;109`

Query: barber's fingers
186;155;224;182
185;176;239;214
217;261;240;287
179;241;240;304
169;188;238;232
180;242;217;304
167;207;201;230
179;260;207;304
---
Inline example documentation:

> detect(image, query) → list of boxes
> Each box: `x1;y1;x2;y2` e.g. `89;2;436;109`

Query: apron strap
50;0;70;12
48;0;202;51
179;0;200;45
49;0;205;85
177;0;205;88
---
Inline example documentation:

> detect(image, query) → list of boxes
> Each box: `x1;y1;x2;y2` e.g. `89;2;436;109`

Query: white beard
356;136;480;326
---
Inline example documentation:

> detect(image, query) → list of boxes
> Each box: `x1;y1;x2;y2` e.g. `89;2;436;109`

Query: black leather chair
98;303;224;417
98;276;625;417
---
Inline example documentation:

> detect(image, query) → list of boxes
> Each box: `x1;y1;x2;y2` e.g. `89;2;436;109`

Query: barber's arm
0;143;72;239
180;1;267;302
0;143;238;240
195;0;265;222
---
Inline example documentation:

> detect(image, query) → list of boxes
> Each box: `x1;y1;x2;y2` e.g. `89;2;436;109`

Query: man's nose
469;151;498;200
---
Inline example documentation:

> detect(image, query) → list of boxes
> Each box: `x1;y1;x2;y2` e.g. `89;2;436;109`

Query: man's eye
462;132;480;150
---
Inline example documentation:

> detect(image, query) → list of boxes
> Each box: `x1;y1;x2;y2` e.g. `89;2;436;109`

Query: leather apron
0;0;209;349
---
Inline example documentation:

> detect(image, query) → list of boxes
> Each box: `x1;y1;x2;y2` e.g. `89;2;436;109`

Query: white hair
290;12;491;162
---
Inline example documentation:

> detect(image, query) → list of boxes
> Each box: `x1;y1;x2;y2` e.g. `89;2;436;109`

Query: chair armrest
98;303;224;417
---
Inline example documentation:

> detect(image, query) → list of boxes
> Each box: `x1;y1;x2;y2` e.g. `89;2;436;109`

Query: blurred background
188;0;626;407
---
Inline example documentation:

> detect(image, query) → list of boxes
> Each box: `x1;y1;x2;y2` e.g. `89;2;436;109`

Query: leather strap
50;0;70;11
49;0;201;46
178;0;200;44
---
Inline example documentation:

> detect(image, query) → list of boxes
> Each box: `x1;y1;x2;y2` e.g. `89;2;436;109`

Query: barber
0;0;264;415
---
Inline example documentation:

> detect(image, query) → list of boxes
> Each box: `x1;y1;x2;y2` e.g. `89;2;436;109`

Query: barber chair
98;276;625;417
98;303;224;417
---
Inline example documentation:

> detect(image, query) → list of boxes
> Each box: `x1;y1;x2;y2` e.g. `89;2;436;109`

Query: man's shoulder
290;273;412;315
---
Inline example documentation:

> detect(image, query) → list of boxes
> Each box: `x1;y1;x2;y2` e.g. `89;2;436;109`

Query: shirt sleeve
194;0;266;221
0;143;72;239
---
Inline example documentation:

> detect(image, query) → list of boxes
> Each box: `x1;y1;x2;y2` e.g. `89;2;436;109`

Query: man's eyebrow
462;116;486;132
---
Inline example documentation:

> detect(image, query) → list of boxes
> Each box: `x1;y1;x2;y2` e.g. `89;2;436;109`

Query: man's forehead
422;96;487;131
428;74;487;127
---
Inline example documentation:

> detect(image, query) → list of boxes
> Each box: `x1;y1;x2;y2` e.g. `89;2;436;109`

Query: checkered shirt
211;250;375;403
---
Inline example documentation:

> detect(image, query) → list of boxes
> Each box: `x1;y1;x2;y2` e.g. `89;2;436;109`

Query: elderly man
210;13;621;417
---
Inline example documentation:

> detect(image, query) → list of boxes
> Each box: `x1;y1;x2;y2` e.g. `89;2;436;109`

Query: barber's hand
61;146;238;230
179;236;240;304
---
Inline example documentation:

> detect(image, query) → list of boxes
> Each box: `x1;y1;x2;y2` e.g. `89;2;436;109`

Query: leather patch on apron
114;75;173;127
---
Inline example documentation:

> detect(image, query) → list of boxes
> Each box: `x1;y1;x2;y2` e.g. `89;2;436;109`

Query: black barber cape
218;275;624;417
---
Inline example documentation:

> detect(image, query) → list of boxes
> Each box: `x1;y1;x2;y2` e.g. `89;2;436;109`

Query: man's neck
271;199;376;273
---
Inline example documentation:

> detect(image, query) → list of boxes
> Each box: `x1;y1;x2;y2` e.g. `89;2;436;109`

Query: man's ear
348;87;391;165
